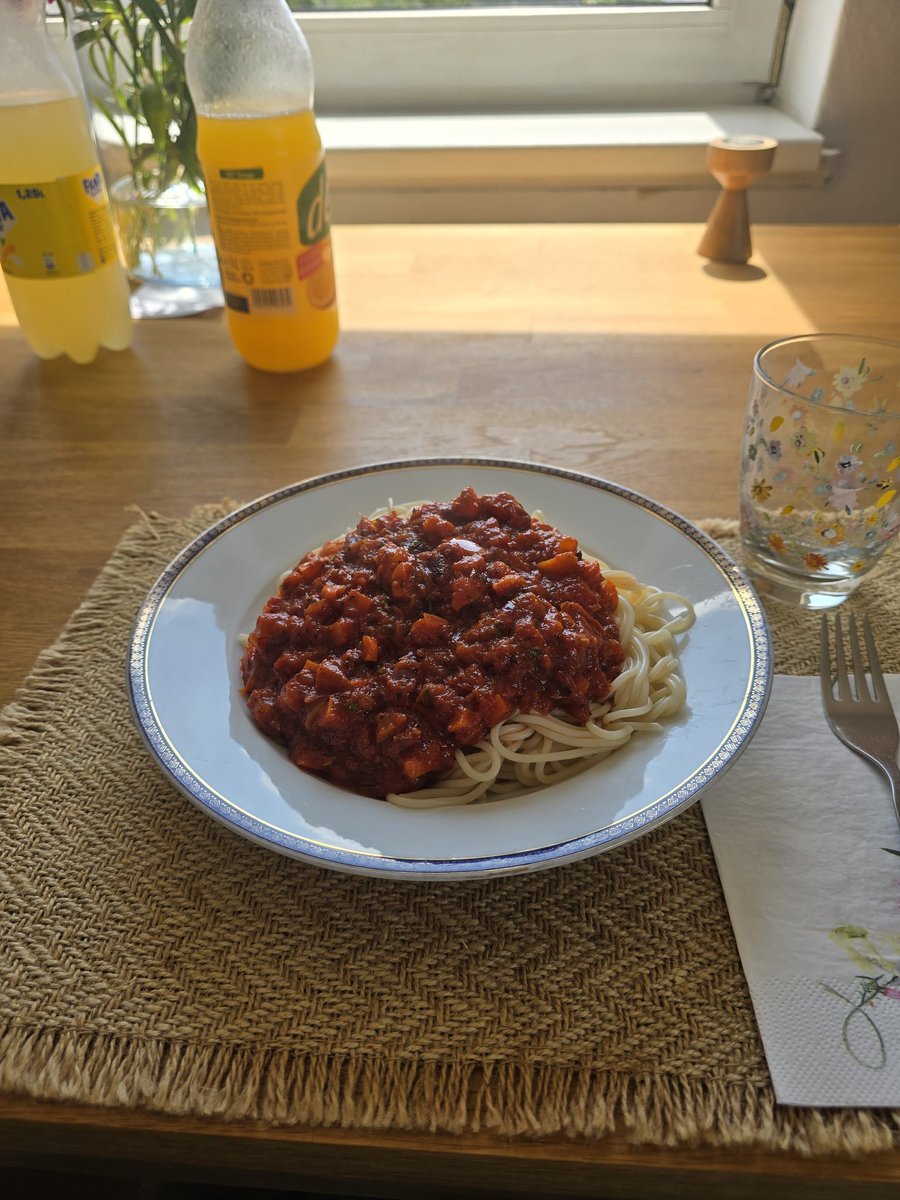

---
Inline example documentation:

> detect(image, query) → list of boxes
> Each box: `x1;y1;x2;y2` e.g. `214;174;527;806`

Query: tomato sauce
241;489;624;797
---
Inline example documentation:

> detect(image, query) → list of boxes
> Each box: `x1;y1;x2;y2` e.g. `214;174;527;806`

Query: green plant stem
108;1;142;65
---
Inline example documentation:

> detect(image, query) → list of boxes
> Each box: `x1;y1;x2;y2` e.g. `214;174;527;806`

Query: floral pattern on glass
740;344;900;585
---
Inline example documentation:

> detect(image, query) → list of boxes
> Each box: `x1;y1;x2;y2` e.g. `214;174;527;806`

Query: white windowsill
94;105;825;196
318;107;826;194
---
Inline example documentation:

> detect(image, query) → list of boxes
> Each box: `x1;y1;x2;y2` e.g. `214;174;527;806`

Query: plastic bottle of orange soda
0;0;132;364
186;0;339;373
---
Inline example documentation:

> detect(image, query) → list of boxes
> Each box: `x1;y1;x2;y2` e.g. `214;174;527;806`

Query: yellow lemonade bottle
186;0;339;374
0;1;132;364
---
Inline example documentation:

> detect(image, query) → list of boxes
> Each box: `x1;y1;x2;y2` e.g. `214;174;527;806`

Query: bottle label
206;156;336;317
0;167;119;280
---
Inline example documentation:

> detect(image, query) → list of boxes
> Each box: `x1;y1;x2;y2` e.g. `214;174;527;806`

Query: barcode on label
250;286;294;311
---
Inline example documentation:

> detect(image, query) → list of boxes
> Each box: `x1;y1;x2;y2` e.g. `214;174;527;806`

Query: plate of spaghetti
128;459;771;879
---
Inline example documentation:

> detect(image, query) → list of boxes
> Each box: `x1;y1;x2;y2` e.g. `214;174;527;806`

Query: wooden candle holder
697;135;778;265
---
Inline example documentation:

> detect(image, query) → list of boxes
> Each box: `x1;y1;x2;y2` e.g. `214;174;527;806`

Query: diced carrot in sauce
422;514;455;542
492;574;525;599
317;697;346;730
291;745;334;770
391;561;417;601
360;635;379;662
344;589;374;615
401;745;444;780
537;551;580;577
293;557;325;584
583;559;602;586
410;613;449;643
326;618;357;646
449;487;480;520
315;660;350;692
478;692;511;725
376;711;409;742
450;576;484;611
447;709;483;743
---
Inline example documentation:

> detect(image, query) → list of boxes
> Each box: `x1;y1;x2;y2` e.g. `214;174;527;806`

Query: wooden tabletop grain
2;223;900;1197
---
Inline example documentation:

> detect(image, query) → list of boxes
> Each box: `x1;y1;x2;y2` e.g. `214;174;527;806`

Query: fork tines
820;613;887;707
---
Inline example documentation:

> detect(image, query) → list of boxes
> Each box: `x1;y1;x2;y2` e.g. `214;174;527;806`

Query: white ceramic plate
128;459;771;879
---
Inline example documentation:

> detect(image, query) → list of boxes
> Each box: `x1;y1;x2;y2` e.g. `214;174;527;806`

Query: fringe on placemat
697;517;740;541
0;503;235;756
1;1025;897;1157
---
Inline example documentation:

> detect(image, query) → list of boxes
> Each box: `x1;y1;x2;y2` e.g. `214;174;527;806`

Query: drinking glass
740;334;900;608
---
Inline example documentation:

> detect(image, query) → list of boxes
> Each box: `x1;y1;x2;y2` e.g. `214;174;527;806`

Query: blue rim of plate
127;457;772;879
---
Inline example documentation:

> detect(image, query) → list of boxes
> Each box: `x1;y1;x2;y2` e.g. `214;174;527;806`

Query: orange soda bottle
186;0;339;373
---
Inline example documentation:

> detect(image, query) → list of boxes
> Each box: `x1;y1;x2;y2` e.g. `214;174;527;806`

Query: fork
820;613;900;831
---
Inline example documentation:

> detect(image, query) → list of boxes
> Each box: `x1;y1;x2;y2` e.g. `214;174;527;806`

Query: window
285;1;786;116
289;1;699;8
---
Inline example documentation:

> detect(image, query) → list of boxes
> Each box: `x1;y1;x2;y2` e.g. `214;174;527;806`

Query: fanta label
0;165;117;280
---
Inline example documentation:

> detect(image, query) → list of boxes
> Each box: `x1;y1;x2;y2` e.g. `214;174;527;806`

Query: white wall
755;0;900;223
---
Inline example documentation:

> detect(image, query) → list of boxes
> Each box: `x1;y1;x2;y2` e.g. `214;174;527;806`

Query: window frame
296;0;786;116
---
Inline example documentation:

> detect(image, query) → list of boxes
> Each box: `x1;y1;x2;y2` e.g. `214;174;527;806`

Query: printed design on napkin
820;848;900;1071
702;671;900;1110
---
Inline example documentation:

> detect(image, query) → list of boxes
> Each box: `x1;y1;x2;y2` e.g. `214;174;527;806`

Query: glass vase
110;177;220;289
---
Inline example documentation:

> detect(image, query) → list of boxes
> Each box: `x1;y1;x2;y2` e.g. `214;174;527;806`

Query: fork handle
875;757;900;834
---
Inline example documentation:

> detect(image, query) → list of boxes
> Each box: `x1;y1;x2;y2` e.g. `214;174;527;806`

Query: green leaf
142;21;159;67
135;0;173;37
175;106;203;189
73;28;104;49
140;82;170;148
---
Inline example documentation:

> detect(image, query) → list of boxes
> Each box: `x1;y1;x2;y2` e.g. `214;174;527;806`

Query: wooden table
2;224;899;1198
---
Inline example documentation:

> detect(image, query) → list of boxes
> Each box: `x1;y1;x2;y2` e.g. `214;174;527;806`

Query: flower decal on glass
833;360;870;402
836;454;862;473
783;359;816;390
751;480;773;502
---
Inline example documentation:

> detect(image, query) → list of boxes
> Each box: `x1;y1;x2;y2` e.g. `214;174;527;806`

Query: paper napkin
701;674;900;1107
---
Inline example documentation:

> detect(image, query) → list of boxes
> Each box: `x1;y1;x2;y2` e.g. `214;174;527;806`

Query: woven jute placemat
1;507;899;1155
